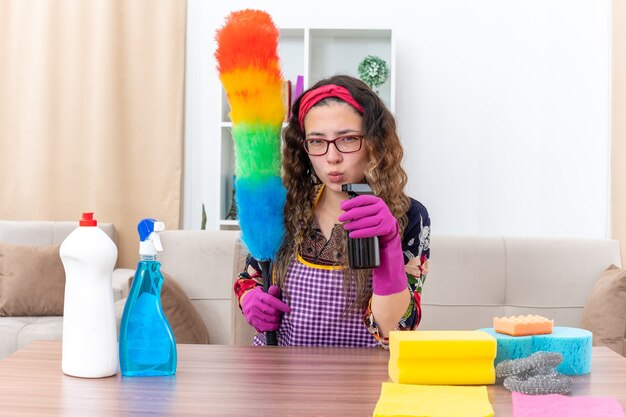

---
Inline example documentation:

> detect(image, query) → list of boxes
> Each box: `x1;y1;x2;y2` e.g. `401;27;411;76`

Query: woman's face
303;101;369;194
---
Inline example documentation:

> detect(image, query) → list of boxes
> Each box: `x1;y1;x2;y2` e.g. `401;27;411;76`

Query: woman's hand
241;285;291;332
339;195;406;296
338;194;399;246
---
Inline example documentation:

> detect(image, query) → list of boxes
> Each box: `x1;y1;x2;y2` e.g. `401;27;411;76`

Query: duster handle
258;260;278;346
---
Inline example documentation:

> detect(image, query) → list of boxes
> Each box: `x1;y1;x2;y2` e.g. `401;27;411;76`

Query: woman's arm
370;289;411;336
233;256;263;308
364;199;431;346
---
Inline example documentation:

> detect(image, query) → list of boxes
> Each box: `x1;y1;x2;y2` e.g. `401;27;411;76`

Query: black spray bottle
342;184;381;269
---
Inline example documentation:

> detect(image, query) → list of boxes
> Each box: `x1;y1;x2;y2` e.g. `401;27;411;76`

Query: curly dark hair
273;75;410;309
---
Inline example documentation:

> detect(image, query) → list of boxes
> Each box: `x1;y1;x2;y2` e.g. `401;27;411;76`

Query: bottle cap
79;212;97;227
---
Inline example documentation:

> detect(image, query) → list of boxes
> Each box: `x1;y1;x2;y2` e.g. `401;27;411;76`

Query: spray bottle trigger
151;232;163;252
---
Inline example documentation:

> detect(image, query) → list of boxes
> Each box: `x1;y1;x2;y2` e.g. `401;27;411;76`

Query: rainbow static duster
215;9;286;263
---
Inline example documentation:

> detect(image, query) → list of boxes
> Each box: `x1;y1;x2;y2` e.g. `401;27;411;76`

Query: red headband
298;84;364;130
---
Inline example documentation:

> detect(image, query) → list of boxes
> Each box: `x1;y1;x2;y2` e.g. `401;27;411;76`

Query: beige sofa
0;221;135;360
3;227;622;356
158;230;245;345
420;236;622;329
156;230;623;347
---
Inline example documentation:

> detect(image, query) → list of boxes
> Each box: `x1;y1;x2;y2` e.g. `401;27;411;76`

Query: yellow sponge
389;330;497;385
373;382;494;417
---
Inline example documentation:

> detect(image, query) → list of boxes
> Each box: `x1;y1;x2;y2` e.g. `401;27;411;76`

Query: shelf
220;122;286;128
309;28;392;40
309;28;393;111
216;27;395;228
219;219;240;231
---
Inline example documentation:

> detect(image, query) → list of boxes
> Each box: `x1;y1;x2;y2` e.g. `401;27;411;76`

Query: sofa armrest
112;268;135;301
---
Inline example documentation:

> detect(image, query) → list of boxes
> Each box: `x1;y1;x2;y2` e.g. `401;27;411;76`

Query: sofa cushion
0;316;64;359
159;230;241;345
127;272;209;344
0;220;117;246
0;243;65;316
581;265;626;356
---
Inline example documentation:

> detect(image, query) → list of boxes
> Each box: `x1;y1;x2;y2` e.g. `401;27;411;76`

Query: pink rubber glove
339;195;407;296
241;285;291;332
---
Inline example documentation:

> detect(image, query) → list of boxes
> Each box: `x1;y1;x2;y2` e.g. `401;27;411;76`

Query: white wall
184;0;611;238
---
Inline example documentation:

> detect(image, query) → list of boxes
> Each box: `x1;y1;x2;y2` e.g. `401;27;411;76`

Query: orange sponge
493;315;554;336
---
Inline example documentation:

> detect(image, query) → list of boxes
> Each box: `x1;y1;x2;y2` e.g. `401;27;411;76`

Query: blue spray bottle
119;218;177;376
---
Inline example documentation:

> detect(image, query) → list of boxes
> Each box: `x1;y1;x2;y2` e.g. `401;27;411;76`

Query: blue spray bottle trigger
138;218;165;255
138;218;156;241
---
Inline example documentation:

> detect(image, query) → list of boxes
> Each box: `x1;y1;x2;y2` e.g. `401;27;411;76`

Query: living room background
1;0;624;267
184;0;618;246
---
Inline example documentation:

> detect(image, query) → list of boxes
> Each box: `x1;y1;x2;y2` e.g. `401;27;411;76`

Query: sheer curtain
0;0;186;267
614;0;626;263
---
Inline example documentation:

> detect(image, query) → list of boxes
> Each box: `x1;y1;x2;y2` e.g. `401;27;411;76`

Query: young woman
234;75;430;347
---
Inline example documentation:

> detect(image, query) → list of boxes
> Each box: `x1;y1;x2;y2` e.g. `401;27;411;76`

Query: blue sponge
478;327;592;375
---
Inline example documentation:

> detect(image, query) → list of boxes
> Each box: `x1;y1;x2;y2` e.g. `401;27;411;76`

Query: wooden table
0;341;625;416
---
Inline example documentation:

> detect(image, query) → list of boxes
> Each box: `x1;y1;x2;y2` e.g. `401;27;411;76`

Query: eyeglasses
302;135;364;156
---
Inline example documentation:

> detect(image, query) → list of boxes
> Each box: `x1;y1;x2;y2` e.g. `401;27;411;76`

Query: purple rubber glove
339;195;407;296
241;285;291;332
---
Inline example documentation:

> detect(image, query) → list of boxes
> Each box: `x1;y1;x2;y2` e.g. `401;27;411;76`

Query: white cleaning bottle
60;212;119;378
